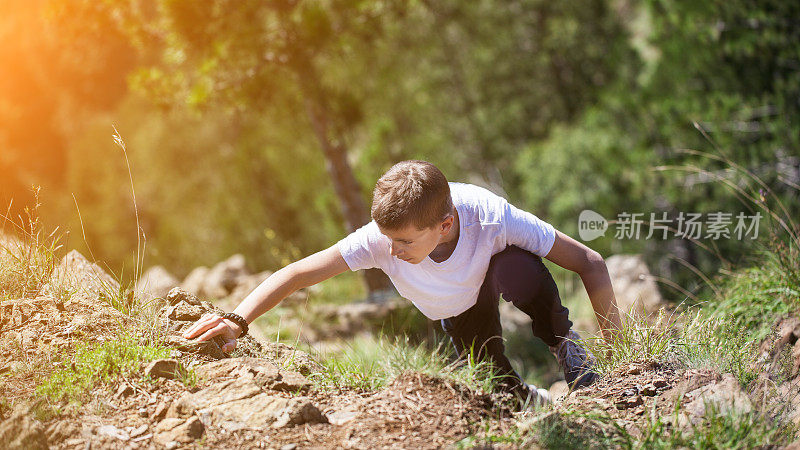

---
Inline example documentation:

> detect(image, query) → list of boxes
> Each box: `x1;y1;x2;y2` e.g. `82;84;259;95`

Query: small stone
166;288;202;306
154;417;204;445
130;424;148;438
640;384;657;396
622;388;637;397
280;444;298;450
153;402;170;420
97;424;129;441
164;335;226;359
326;410;359;426
137;408;148;418
616;395;644;409
652;378;668;388
132;433;152;443
144;359;182;380
115;383;134;398
272;400;327;428
626;364;641;375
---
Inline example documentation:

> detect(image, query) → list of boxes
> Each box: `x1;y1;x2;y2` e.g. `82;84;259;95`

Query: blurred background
1;0;798;386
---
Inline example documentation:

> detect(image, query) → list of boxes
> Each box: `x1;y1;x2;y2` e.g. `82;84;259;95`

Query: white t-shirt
336;182;557;320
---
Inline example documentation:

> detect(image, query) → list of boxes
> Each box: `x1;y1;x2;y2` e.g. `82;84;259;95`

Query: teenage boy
183;160;622;404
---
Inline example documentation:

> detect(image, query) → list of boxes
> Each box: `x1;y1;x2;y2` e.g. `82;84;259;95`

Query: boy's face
378;213;456;264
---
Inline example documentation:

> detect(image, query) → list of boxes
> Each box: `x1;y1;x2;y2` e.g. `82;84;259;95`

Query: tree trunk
298;73;393;296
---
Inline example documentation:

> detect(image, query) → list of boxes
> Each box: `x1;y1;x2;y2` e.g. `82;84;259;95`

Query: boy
183;160;622;404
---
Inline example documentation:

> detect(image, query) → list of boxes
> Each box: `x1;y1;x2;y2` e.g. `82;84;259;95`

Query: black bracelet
222;312;249;337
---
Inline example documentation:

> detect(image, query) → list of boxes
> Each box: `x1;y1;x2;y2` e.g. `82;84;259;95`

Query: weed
588;307;682;374
309;334;501;394
35;334;170;405
0;186;67;303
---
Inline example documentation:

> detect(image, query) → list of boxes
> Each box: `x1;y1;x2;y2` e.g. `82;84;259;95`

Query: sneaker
549;329;599;389
522;383;551;408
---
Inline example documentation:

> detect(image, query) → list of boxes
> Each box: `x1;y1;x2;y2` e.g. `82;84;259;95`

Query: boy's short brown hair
371;160;453;231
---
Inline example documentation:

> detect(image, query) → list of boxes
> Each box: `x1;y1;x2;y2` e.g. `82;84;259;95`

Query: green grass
36;334;171;405
0;187;68;303
309;334;502;394
625;404;795;450
516;399;795;450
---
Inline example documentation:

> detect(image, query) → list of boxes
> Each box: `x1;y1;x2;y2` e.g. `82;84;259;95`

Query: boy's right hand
182;313;241;353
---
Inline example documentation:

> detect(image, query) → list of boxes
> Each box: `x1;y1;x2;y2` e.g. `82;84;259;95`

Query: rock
144;359;183;380
548;380;569;401
326;409;359;426
678;373;752;427
135;266;180;302
154;416;204;445
115;383;133;398
626;364;641;375
166;287;202;306
45;420;78;443
181;266;210;297
652;378;668;388
204;254;250;298
225;271;273;304
194;358;311;392
97;424;129;441
47;249;120;299
168;373;325;431
615;395;644;409
130;424;149;438
164;335;227;359
260;342;322;376
153;401;171;421
273;400;327;428
19;329;37;348
165;302;204;322
0;408;48;449
605;254;665;317
640;383;658;396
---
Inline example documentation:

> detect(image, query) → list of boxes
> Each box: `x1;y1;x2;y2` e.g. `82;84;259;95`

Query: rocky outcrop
44;250;120;300
605;254;666;317
168;359;324;431
180;254;253;300
158;287;322;373
135;265;180;301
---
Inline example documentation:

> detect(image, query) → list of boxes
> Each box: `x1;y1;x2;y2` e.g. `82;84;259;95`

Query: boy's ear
440;214;454;234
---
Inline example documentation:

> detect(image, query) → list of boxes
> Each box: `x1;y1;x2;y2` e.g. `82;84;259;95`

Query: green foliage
36;335;170;405
588;308;682;375
310;334;500;394
621;403;795;449
679;311;759;386
518;400;795;450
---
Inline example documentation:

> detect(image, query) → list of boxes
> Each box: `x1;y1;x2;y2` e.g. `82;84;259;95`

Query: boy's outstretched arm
182;244;351;351
544;230;622;342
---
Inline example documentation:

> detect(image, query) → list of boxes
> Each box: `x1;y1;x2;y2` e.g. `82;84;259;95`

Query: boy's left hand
182;313;241;353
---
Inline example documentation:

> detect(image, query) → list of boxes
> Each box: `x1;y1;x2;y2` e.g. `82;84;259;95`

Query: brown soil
3;265;800;449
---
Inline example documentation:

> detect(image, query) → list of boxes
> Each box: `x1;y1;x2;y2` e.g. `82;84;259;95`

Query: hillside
1;232;799;449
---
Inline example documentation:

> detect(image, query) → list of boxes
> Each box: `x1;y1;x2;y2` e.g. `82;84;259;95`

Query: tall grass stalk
0;187;66;302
